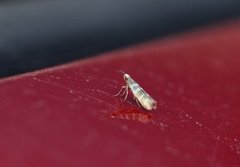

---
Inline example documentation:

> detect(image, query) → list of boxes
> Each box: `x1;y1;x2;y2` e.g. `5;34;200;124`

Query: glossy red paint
1;20;240;167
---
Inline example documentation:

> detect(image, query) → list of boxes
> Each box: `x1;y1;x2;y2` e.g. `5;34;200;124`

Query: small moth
115;71;157;110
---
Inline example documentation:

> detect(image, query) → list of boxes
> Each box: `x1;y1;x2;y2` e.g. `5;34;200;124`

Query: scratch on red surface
110;106;153;123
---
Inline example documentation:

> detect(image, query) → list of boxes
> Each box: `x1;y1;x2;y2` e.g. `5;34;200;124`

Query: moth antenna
118;70;126;74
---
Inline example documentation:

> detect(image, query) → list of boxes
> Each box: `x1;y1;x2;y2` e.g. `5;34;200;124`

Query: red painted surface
1;20;240;167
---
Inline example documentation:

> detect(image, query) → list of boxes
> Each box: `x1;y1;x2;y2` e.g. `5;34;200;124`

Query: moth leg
120;87;128;96
114;85;127;97
123;85;129;101
134;97;141;108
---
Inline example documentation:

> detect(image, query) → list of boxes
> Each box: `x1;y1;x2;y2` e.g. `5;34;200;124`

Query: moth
115;72;157;110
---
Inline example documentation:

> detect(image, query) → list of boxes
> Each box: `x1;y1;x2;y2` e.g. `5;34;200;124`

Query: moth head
123;74;130;81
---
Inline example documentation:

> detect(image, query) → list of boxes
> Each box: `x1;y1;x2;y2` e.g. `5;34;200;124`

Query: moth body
115;73;157;110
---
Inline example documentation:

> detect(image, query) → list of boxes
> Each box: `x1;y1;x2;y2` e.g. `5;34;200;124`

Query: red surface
1;20;240;167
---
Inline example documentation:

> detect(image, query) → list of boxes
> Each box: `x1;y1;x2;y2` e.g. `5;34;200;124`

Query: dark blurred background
0;0;240;78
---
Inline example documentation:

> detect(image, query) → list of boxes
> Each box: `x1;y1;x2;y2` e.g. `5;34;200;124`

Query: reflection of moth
115;72;157;110
110;107;152;123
